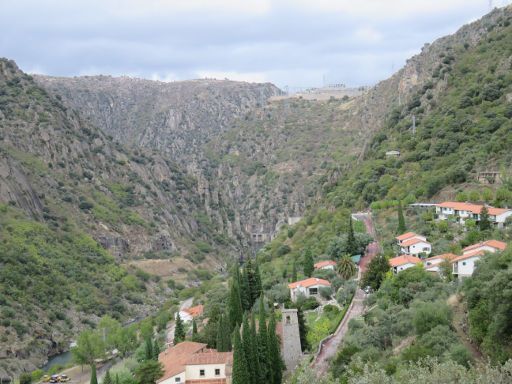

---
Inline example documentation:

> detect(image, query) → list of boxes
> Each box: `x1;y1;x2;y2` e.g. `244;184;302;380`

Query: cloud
0;0;508;88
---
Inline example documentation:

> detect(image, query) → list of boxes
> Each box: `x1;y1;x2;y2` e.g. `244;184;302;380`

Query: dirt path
311;212;379;376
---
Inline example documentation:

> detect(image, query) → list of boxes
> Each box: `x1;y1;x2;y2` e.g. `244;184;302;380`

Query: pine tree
257;296;271;382
192;319;198;341
232;326;250;384
337;255;357;280
250;312;264;383
296;306;309;352
241;314;257;384
144;337;153;360
90;364;98;384
268;312;283;384
479;206;491;231
346;215;357;256
303;247;314;277
174;313;185;344
397;200;406;234
102;370;112;384
229;278;243;329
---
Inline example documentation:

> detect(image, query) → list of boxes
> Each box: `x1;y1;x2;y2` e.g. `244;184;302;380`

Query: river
42;351;72;371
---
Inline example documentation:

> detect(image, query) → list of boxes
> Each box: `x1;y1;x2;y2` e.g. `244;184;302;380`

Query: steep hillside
0;59;237;371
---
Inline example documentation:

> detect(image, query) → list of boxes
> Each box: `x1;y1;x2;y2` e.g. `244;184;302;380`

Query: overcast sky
1;0;511;89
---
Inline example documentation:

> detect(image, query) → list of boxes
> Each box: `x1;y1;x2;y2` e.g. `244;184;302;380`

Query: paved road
312;212;379;376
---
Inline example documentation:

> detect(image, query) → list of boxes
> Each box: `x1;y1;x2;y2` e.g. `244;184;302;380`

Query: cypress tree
229;279;243;329
115;374;120;384
241;314;257;384
240;266;252;311
254;262;263;299
347;215;357;256
257;296;270;382
216;314;232;352
103;370;112;384
152;340;160;360
479;206;491;231
268;312;283;384
232;326;250;384
144;337;153;361
174;313;185;344
90;364;98;384
296;306;309;352
397;200;406;234
192;319;198;341
292;260;297;282
250;312;264;383
303;247;314;277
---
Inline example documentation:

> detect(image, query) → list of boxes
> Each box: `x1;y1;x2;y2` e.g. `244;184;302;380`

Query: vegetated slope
325;6;512;210
0;59;236;372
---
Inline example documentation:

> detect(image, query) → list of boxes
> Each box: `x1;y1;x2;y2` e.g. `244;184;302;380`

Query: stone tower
281;308;302;371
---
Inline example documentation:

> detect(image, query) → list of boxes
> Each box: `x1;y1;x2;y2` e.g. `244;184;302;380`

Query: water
42;351;72;371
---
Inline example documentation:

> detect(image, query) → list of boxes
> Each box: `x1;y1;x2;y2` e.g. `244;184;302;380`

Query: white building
400;237;431;256
314;260;337;271
435;202;512;228
158;342;232;384
389;255;422;274
423;253;456;273
177;304;204;323
288;277;331;302
452;240;507;278
395;232;427;246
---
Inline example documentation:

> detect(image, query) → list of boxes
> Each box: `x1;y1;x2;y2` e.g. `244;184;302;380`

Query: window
462;262;466;266
175;378;180;383
200;370;205;377
286;316;291;324
215;369;221;376
309;287;318;295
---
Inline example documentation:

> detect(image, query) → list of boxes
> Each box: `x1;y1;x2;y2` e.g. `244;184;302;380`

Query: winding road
312;212;379;376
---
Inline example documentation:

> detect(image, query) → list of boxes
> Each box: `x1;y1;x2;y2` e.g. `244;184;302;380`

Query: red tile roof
186;350;233;365
183;304;204;318
389;255;422;267
288;277;331;289
314;260;337;269
401;237;430;247
463;240;507;253
396;232;419;241
452;250;486;262
436;202;510;216
158;342;207;382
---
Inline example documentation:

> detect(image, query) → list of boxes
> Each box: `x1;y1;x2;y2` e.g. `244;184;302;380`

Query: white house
435;202;512;228
400;237;431;256
177;304;204;323
314;260;337;271
158;342;232;384
288;277;331;302
389;255;422;274
423;253;456;273
453;240;507;278
395;232;427;246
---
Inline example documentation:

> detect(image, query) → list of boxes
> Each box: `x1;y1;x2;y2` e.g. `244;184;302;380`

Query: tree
268;312;284;384
240;266;252;311
216;314;232;352
361;254;389;290
192;319;198;341
174;313;185;344
90;364;98;384
296;306;309;352
232;326;250;384
72;330;105;367
254;262;263;300
292;260;297;282
19;373;31;384
134;360;164;384
346;215;357;256
257;296;271;382
102;370;112;384
153;340;160;360
144;337;153;361
241;314;257;384
303;247;314;277
397;200;406;234
229;277;243;329
337;255;357;280
479;206;491;231
250;312;264;383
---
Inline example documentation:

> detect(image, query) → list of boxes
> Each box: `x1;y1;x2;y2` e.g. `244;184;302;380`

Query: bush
412;302;451;335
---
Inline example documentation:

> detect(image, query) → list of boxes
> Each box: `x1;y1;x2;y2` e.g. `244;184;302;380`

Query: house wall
185;364;227;381
319;265;335;271
281;309;302;371
177;311;193;322
159;372;185;384
496;211;512;227
401;242;431;255
290;284;329;301
393;263;416;273
454;256;481;277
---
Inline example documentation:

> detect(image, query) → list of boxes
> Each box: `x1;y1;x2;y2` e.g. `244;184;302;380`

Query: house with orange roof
423;253;457;274
399;237;431;257
453;240;508;278
395;232;426;246
288;277;331;302
435;202;512;228
389;255;422;274
178;304;204;323
158;341;233;384
314;260;337;271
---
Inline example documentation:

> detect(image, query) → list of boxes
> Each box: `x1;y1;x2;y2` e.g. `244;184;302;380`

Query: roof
182;304;204;318
424;253;457;262
314;260;337;269
401;237;430;247
288;277;331;289
436;202;511;216
158;342;207;382
396;232;419;241
452;250;486;263
463;240;507;253
389;255;422;267
185;350;233;365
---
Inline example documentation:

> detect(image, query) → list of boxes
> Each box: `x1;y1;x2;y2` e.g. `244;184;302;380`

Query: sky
1;0;511;89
